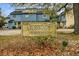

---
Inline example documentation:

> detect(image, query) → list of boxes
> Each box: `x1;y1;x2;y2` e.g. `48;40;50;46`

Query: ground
0;32;79;56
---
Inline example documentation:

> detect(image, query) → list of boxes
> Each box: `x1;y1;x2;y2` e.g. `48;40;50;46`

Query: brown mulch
0;34;79;56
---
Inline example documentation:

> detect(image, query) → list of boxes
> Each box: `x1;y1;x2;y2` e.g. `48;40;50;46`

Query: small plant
61;40;68;51
62;41;68;47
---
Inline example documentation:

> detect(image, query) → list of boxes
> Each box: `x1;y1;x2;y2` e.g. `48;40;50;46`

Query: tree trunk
73;3;79;33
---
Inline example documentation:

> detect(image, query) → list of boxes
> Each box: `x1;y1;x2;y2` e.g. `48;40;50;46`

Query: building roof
10;9;45;15
10;7;52;15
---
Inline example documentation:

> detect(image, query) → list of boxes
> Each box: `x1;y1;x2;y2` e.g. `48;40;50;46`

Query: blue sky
0;3;14;17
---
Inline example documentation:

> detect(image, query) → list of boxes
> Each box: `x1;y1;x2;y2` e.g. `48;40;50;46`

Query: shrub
61;40;68;51
32;36;55;49
62;41;68;47
12;26;16;29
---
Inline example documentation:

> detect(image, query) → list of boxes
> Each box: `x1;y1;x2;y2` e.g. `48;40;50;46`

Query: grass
57;33;79;40
0;35;56;56
0;33;79;56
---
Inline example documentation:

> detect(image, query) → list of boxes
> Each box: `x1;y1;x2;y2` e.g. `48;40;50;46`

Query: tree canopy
0;16;6;28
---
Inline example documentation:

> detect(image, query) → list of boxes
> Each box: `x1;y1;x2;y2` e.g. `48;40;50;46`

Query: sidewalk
57;29;74;33
0;29;21;36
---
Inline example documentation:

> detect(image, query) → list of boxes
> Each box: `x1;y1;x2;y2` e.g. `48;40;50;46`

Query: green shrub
12;26;16;29
61;40;68;51
62;41;68;47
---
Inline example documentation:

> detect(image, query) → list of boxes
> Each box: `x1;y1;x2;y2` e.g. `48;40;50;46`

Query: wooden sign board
21;22;56;36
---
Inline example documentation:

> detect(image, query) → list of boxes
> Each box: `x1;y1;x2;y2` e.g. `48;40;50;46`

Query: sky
0;3;14;17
